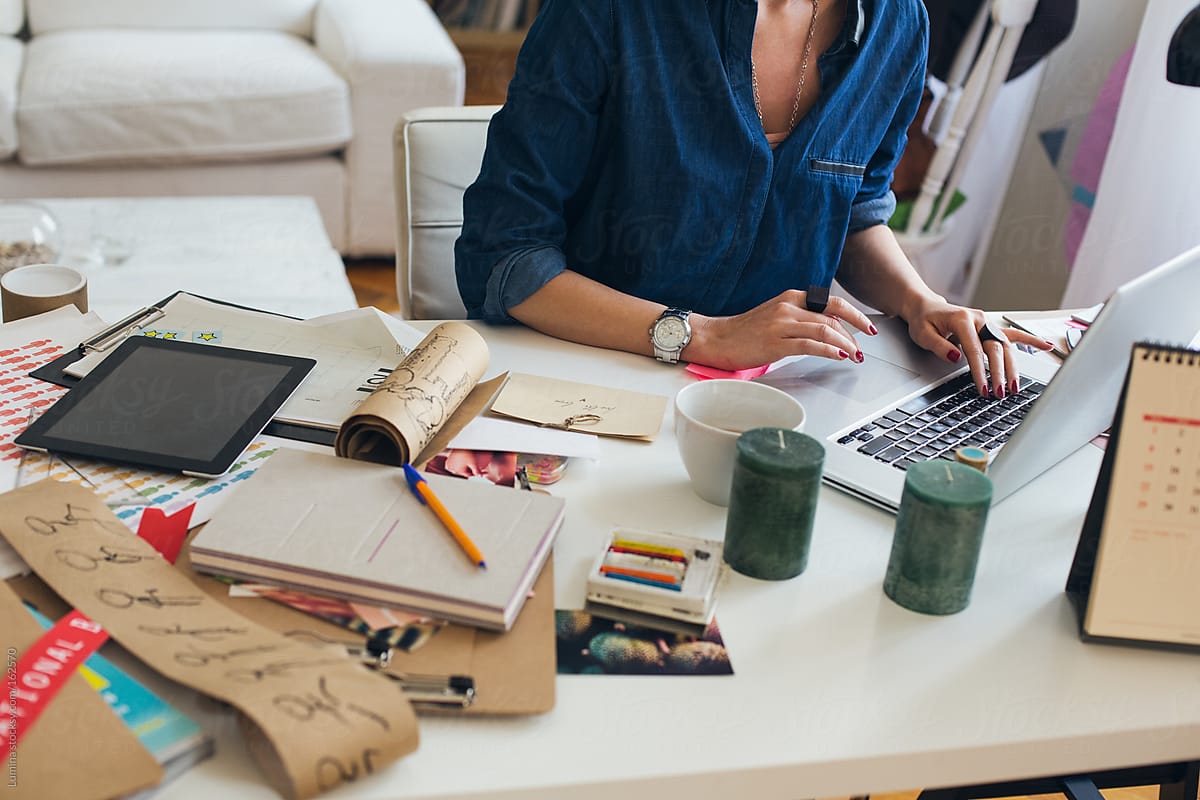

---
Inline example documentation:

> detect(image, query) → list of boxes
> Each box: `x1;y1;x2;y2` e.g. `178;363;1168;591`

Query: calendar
1066;342;1200;651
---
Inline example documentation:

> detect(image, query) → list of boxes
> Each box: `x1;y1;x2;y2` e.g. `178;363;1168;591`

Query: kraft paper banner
0;481;419;800
336;322;490;466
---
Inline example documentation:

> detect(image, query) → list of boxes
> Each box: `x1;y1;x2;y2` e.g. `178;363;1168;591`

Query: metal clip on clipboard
79;305;166;354
290;630;477;709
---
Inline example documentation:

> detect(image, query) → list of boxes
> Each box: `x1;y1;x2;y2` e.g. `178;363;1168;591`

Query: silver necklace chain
751;0;821;135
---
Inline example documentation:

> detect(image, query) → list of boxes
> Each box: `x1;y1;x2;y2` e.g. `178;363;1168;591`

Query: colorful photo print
555;610;733;676
424;448;519;487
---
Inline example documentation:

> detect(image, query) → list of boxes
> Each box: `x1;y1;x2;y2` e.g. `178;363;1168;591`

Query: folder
0;581;165;800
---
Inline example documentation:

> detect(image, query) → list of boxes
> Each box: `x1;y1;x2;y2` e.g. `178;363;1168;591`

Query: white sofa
0;0;464;256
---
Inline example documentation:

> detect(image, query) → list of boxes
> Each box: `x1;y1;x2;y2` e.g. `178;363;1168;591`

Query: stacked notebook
189;449;567;630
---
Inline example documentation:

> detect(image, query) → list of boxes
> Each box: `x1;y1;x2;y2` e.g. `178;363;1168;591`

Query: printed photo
554;610;733;676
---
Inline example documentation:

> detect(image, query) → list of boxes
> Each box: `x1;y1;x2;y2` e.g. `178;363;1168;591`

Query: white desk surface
144;321;1198;800
35;196;358;323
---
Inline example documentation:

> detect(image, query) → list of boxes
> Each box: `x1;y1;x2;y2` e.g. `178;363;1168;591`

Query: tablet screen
43;346;293;460
17;337;315;476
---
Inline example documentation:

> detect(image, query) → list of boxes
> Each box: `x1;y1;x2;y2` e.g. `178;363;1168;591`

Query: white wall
1062;0;1200;306
971;0;1150;310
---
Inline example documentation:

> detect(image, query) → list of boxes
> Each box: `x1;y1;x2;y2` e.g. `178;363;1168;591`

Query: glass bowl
0;201;62;275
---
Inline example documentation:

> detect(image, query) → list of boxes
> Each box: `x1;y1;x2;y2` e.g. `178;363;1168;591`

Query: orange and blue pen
403;463;487;570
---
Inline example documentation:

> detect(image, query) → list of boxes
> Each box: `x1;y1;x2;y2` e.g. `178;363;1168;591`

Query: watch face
653;316;688;349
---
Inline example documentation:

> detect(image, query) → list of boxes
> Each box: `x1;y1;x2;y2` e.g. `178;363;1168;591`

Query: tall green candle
723;427;824;580
884;460;993;615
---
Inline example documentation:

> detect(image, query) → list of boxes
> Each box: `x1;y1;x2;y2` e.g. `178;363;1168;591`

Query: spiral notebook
1066;342;1200;651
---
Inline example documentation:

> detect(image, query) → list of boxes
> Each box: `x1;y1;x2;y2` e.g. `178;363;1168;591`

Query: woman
456;0;1051;397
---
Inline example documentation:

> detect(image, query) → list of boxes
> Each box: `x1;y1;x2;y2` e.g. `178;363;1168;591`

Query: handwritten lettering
138;623;248;641
271;676;389;731
225;658;345;684
24;503;130;537
54;545;148;572
315;748;381;792
173;643;282;668
97;588;203;610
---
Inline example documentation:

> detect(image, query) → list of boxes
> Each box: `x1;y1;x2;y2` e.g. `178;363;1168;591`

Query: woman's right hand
684;289;878;371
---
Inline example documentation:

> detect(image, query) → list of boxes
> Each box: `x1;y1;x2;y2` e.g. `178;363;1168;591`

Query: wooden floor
345;258;400;314
341;259;1184;800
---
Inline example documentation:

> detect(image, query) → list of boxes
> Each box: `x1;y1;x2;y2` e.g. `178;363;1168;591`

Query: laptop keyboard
837;373;1047;471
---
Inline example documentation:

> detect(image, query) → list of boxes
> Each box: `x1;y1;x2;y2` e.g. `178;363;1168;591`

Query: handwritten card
0;480;419;799
489;373;668;440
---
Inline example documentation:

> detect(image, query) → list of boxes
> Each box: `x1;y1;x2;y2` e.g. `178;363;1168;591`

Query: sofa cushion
0;38;19;159
0;0;21;36
17;30;352;167
28;0;318;37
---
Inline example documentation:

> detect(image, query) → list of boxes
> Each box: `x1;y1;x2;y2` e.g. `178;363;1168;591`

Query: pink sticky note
685;363;771;381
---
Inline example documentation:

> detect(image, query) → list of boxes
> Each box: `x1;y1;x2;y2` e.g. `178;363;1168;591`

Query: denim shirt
456;0;928;322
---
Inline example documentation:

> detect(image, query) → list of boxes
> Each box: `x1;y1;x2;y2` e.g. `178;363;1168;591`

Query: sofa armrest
315;0;465;256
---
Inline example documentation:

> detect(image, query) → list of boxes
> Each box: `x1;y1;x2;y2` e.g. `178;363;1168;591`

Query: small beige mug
1;264;88;322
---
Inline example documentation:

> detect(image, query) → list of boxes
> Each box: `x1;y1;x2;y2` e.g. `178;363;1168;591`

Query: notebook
189;448;567;630
758;244;1200;510
1066;342;1200;651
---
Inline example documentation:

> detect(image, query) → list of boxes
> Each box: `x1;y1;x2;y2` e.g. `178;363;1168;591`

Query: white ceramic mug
1;263;88;322
674;379;806;506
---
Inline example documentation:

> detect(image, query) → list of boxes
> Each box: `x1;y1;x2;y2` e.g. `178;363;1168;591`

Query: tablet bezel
16;336;316;477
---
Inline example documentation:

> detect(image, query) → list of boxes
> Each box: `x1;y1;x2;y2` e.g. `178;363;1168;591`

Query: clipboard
29;290;300;388
8;545;557;716
27;291;333;445
177;549;558;715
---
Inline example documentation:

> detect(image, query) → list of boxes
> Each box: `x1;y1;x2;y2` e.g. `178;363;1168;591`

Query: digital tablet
16;336;316;478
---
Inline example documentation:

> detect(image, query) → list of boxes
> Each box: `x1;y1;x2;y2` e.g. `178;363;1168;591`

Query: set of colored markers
599;538;689;591
585;528;723;627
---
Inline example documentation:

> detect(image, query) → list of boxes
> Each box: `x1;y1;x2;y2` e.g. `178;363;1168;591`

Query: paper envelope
176;548;556;716
489;373;668;440
0;580;164;800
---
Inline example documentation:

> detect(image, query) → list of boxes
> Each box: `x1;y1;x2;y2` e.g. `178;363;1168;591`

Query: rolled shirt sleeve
455;0;612;322
847;19;928;235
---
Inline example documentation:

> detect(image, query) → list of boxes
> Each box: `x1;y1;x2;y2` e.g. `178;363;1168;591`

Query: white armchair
393;105;497;319
0;0;464;256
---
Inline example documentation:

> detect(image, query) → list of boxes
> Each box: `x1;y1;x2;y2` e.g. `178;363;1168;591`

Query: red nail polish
996;386;1005;399
947;349;961;363
838;350;850;359
1010;379;1019;395
856;350;865;363
1043;340;1055;349
868;324;879;335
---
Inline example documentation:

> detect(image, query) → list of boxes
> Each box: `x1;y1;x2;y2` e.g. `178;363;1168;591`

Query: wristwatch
650;308;692;364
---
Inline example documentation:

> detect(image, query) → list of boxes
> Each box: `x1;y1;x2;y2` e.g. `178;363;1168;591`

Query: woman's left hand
901;295;1055;398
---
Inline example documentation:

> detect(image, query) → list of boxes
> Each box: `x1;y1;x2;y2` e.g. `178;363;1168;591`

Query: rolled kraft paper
0;481;420;800
336;321;490;466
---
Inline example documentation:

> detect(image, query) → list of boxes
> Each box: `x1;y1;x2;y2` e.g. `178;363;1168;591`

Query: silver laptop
758;245;1200;511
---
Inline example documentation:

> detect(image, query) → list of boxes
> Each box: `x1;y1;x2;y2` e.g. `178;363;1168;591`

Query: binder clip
287;629;476;708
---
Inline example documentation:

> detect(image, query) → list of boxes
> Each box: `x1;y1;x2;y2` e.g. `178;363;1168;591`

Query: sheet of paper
449;416;600;460
64;295;426;430
685;363;771;381
15;437;281;531
0;305;111;578
489;373;668;440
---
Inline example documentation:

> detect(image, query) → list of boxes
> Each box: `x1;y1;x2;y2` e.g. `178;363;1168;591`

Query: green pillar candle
884;460;993;615
723;427;824;580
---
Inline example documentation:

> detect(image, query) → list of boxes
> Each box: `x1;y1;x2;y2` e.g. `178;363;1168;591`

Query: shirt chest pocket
808;157;866;180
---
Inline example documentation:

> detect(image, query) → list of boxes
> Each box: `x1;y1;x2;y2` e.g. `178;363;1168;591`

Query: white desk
34;197;359;323
149;322;1199;800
